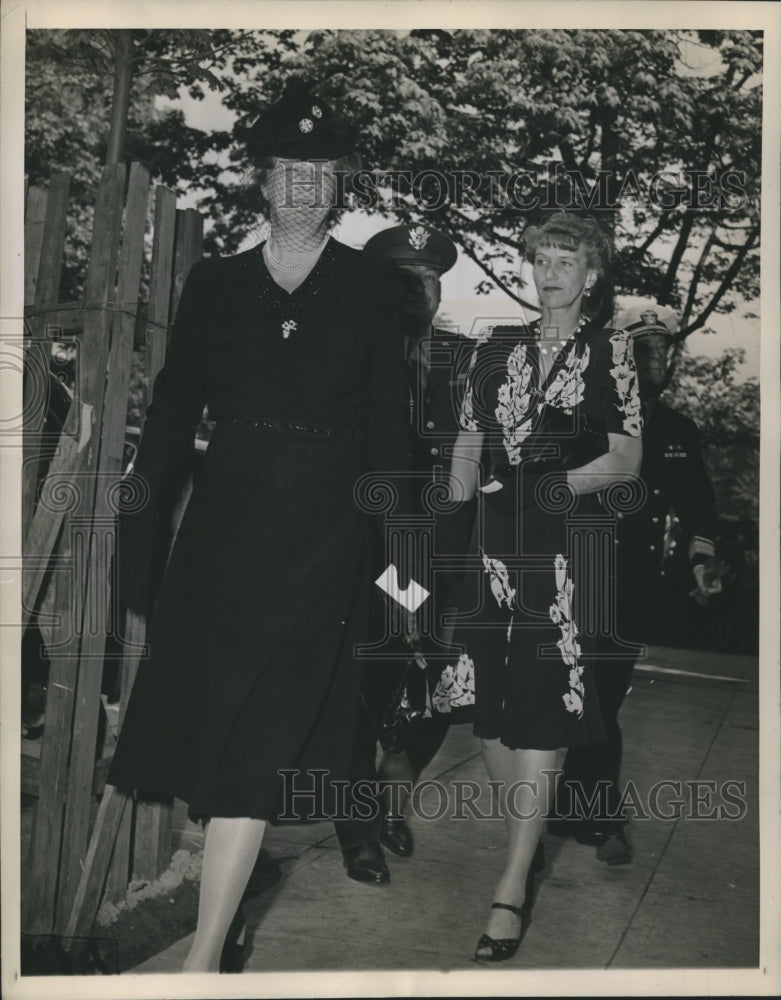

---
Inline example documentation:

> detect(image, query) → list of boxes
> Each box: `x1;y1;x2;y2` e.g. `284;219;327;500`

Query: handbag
378;658;432;755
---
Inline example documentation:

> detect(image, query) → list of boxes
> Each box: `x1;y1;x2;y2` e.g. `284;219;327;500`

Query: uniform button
652;517;659;523
430;446;439;456
649;544;656;550
653;488;660;495
614;539;620;545
616;512;624;519
670;540;677;548
426;420;435;429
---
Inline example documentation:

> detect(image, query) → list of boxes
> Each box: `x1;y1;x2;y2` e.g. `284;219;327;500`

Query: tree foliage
26;27;761;336
664;348;759;521
225;28;759;338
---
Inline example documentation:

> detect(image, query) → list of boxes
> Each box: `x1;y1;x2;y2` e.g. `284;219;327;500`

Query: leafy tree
232;28;759;338
664;348;759;520
25;29;249;298
27;28;761;340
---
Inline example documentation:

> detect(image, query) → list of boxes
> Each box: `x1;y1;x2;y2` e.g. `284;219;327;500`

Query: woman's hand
448;429;485;502
565;432;642;496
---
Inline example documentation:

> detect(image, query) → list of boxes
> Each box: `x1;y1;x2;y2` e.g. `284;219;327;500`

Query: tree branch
680;232;715;328
456;237;540;313
446;206;525;253
677;225;759;338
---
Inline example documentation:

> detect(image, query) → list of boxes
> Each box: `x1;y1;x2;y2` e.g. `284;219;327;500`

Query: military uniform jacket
615;400;716;636
407;326;475;490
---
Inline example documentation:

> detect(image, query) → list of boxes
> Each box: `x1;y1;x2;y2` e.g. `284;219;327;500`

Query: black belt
218;415;365;443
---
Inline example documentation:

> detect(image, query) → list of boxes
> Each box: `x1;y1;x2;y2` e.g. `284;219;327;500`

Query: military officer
335;223;475;881
550;303;719;864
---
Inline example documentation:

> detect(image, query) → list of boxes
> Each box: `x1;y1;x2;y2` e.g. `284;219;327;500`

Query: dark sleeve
117;259;209;612
674;414;717;565
132;258;211;514
600;330;643;438
365;260;411;485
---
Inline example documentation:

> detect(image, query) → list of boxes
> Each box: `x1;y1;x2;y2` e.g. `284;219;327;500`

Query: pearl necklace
264;235;330;273
535;313;587;355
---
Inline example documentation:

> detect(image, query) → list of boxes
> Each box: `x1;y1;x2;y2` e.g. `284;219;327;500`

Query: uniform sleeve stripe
688;536;715;561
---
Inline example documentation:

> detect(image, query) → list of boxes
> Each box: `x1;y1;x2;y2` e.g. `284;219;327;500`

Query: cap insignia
311;104;323;118
408;225;430;250
641;309;659;324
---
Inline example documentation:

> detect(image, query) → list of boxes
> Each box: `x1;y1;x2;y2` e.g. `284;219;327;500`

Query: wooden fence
21;163;203;943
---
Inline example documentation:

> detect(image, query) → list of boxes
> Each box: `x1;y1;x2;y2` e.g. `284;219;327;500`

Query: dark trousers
333;696;382;851
554;655;636;833
333;697;450;851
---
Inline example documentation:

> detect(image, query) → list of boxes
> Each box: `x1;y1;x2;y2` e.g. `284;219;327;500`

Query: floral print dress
433;321;642;750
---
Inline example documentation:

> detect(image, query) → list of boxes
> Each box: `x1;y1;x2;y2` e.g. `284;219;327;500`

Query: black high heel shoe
473;902;527;963
219;908;247;973
474;841;546;963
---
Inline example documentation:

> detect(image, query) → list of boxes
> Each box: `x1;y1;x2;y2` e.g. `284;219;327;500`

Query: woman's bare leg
182;816;266;972
477;739;562;951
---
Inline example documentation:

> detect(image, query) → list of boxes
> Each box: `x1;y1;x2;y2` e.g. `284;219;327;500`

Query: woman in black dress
108;82;410;971
444;214;642;961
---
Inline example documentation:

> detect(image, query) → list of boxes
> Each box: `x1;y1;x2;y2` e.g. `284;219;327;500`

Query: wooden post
23;508;80;934
55;164;153;932
24;185;48;308
44;164;126;932
22;173;71;539
143;185;177;420
63;786;130;943
106;184;178;898
170;208;203;336
24;164;207;937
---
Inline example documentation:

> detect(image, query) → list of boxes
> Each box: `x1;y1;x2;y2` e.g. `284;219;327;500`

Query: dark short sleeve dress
108;239;410;820
431;322;642;750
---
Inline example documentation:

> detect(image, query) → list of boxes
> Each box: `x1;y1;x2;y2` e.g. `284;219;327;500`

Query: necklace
535;313;587;355
265;234;330;273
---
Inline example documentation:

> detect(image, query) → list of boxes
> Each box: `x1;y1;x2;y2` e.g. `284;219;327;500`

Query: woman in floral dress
444;214;642;962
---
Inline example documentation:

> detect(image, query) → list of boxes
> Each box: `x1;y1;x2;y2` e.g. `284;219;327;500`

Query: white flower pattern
481;548;516;609
550;554;586;717
494;342;535;464
432;653;475;713
544;342;590;414
608;332;642;437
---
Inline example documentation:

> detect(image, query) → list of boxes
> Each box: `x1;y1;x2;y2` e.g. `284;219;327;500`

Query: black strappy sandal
474;842;546;962
473;902;526;963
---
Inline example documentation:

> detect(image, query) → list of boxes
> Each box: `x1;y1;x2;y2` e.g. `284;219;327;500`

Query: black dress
432;321;642;750
108;239;409;820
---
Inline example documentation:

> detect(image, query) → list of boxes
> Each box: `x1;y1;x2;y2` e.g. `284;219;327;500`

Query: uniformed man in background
550;303;720;864
335;223;476;882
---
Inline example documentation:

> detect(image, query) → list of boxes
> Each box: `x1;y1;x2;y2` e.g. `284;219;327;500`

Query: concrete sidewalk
131;645;759;974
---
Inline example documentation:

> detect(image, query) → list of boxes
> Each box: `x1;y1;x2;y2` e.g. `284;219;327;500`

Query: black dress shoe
595;828;632;866
380;816;414;857
342;842;390;884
